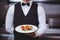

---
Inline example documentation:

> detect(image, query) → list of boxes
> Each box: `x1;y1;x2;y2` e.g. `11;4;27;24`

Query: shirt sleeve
34;4;48;37
5;5;15;34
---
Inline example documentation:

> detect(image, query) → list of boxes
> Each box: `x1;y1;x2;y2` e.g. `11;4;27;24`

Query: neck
24;1;29;4
22;0;31;4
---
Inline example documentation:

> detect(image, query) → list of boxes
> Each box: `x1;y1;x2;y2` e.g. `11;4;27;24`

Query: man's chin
23;0;31;1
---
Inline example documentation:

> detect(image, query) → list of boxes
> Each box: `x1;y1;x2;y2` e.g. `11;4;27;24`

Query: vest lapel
14;2;39;27
16;2;34;17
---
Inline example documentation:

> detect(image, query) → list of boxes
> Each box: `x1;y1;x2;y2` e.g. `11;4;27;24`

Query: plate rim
15;24;38;33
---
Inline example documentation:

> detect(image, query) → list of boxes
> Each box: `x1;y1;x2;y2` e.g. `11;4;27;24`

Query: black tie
22;3;30;6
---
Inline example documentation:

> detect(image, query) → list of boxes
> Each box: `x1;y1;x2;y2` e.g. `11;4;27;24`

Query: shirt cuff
34;24;48;37
34;31;44;37
5;27;14;34
6;30;14;34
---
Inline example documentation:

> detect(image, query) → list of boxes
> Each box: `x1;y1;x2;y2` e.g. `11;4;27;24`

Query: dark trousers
14;31;38;40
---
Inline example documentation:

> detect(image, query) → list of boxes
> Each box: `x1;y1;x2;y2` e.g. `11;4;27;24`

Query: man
5;0;48;40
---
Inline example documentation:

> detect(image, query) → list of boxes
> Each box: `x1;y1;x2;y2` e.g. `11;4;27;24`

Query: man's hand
25;32;35;37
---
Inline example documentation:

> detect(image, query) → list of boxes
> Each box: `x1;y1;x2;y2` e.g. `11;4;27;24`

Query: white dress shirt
5;0;48;37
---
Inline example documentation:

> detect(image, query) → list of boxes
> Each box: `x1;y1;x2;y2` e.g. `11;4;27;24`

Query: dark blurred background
0;0;60;40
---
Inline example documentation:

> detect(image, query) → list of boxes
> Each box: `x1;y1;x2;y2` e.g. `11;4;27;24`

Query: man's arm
5;5;15;34
35;4;48;37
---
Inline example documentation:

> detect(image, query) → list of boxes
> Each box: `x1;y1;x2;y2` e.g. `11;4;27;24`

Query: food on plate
21;25;32;31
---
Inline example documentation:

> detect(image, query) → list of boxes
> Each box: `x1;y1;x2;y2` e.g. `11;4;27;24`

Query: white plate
15;24;38;33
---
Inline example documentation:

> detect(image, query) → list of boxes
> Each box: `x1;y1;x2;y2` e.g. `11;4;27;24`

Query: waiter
5;0;48;40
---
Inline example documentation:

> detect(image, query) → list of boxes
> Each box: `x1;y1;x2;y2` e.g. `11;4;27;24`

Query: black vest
13;2;39;28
